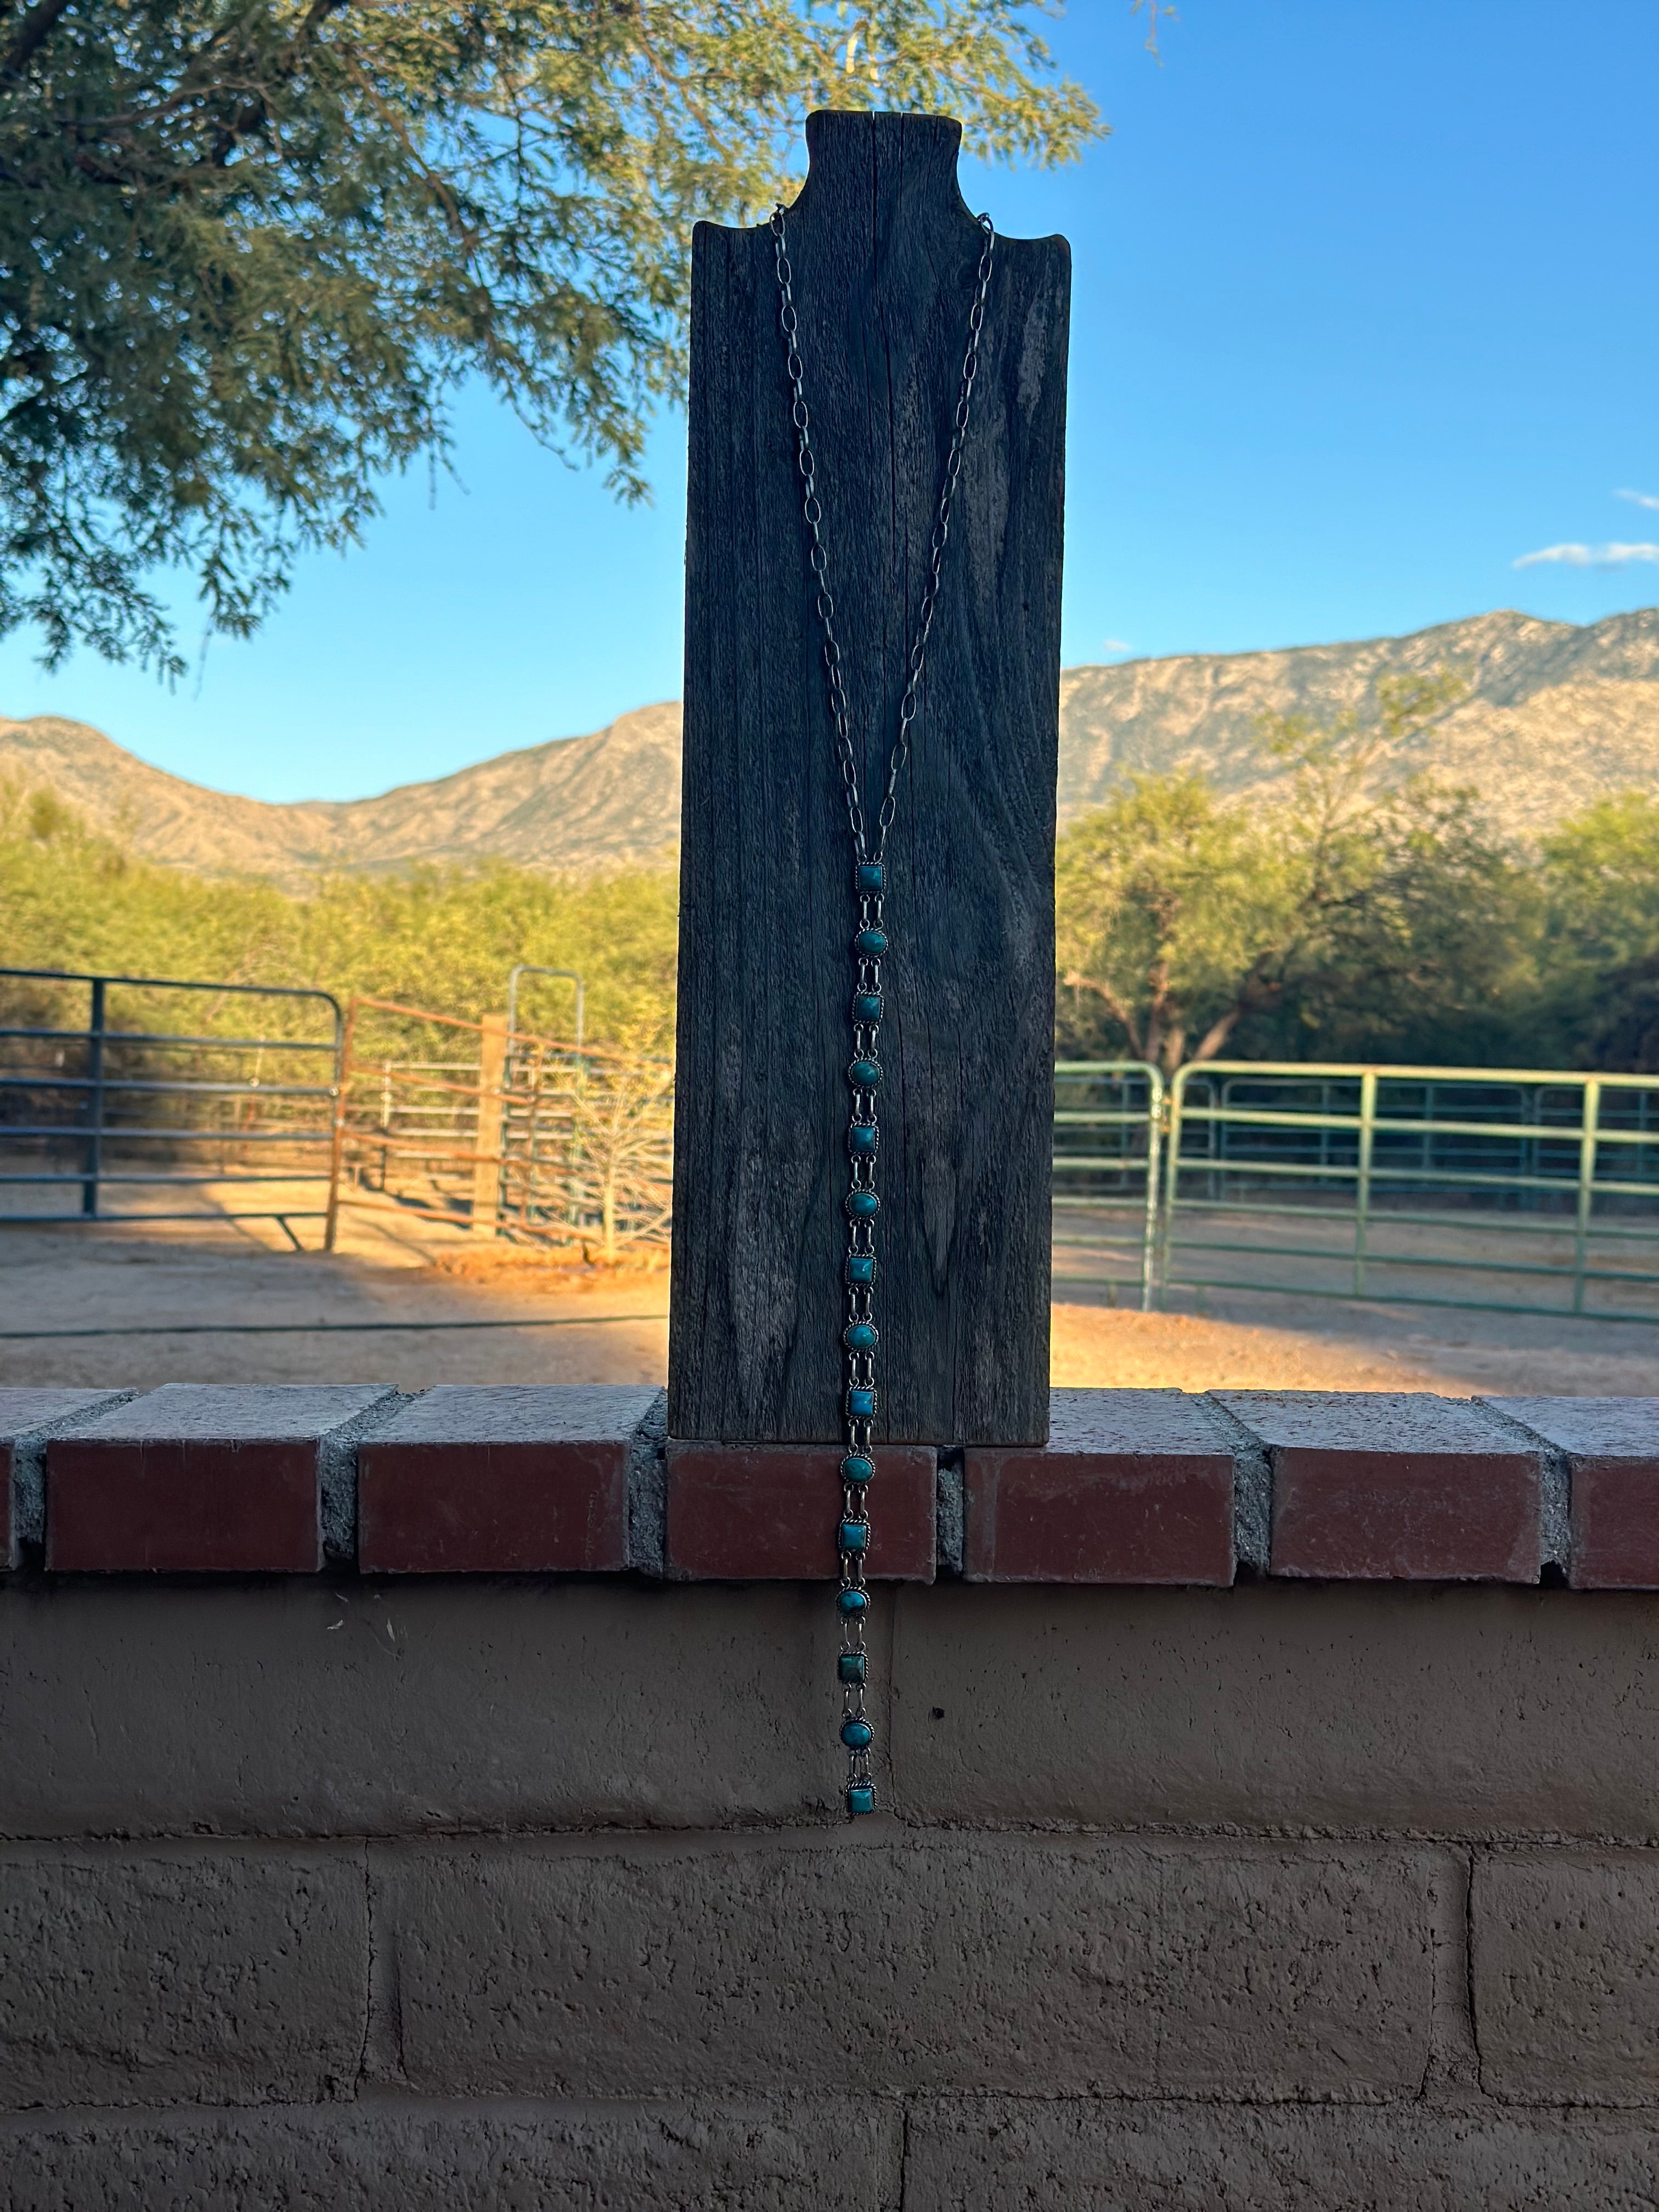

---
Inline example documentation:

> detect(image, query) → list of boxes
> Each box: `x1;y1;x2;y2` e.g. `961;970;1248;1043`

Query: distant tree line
8;664;1659;1076
0;781;678;1053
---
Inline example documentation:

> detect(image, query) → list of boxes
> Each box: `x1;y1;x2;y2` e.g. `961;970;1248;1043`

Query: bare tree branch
2;0;71;80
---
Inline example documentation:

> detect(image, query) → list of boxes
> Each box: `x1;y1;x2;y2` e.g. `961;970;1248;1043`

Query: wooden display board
669;109;1070;1446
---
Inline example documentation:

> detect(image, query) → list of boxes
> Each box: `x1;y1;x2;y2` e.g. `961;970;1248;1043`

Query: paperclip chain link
770;200;995;1816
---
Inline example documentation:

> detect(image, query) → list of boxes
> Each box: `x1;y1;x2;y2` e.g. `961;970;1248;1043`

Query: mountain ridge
5;607;1658;887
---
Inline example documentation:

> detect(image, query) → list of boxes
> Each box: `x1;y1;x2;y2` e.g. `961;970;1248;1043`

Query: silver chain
771;204;995;864
771;199;995;1817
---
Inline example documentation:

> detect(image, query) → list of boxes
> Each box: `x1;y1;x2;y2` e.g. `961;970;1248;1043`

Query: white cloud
1617;488;1659;512
1513;540;1659;569
1101;637;1132;654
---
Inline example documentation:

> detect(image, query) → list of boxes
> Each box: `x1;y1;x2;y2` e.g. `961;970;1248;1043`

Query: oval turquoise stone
838;1651;867;1685
837;1586;869;1616
849;1058;882;1090
847;1784;876;1815
841;1453;874;1483
840;1718;874;1751
856;863;884;894
855;928;888;956
854;991;883;1022
839;1519;870;1552
847;1189;879;1219
845;1254;876;1286
844;1322;877;1351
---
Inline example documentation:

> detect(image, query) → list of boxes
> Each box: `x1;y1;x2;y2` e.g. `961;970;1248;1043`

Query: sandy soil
0;1211;670;1391
3;1205;1657;1399
1052;1299;1659;1397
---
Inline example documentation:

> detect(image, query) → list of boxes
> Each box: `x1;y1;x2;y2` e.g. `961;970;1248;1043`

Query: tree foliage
1056;673;1481;1075
0;1;1101;674
1536;794;1659;1071
0;776;682;1046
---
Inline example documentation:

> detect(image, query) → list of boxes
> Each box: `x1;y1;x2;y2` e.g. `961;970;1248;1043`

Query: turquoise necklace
770;200;996;1816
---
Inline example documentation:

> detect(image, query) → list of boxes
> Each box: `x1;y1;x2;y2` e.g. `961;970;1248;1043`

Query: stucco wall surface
5;1575;1659;2208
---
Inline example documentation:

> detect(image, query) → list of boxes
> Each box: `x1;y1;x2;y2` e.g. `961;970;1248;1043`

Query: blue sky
3;0;1655;802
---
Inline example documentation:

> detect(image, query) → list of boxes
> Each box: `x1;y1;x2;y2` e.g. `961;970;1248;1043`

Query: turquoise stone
849;1058;882;1089
844;1322;877;1351
840;1717;874;1751
847;1189;879;1219
847;1386;876;1418
855;927;888;956
845;1254;876;1286
837;1586;869;1616
847;1784;876;1815
839;1519;869;1552
856;863;884;894
854;991;883;1022
838;1651;867;1684
841;1452;874;1483
847;1123;878;1155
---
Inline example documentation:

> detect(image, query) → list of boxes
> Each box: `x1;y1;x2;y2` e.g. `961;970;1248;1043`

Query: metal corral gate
1158;1062;1659;1323
1051;1062;1164;1310
0;966;342;1243
10;979;1659;1323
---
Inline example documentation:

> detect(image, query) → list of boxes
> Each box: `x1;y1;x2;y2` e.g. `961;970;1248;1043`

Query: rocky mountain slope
1057;606;1659;837
0;700;683;887
4;608;1657;884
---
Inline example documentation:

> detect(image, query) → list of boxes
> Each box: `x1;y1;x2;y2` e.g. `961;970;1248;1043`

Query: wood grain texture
668;110;1069;1446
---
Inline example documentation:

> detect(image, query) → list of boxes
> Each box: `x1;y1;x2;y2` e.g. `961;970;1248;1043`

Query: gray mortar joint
322;1391;410;1567
1196;1395;1273;1575
626;1389;669;1576
1473;1398;1569;1573
9;1392;137;1566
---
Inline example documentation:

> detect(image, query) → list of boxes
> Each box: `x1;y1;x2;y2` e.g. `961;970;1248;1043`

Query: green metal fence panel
1052;1062;1164;1311
1158;1060;1659;1323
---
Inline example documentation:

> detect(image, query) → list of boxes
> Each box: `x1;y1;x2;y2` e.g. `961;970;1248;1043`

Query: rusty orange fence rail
323;996;673;1256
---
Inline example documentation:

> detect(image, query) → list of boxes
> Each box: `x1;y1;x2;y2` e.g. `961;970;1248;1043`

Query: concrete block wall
3;1381;1659;2206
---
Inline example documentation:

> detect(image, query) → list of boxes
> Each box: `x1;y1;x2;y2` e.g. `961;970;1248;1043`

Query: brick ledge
3;1385;1654;1588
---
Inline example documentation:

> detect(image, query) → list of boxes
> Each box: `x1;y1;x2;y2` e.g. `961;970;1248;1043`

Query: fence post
1354;1067;1378;1296
1141;1067;1164;1313
1158;1068;1187;1312
1574;1077;1601;1314
81;975;106;1218
1522;1082;1541;1212
323;997;358;1253
521;1048;545;1233
471;1013;510;1236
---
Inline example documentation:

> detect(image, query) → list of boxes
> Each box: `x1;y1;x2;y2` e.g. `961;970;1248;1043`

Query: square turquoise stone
847;1387;877;1418
846;1254;876;1285
856;863;884;894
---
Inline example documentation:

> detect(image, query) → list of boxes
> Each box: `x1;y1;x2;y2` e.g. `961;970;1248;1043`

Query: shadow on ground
3;1210;1656;1397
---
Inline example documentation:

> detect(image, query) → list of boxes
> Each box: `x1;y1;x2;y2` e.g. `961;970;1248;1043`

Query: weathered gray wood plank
669;109;1069;1446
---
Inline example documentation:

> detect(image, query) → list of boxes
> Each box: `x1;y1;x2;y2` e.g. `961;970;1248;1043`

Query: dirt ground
5;1200;1659;1399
